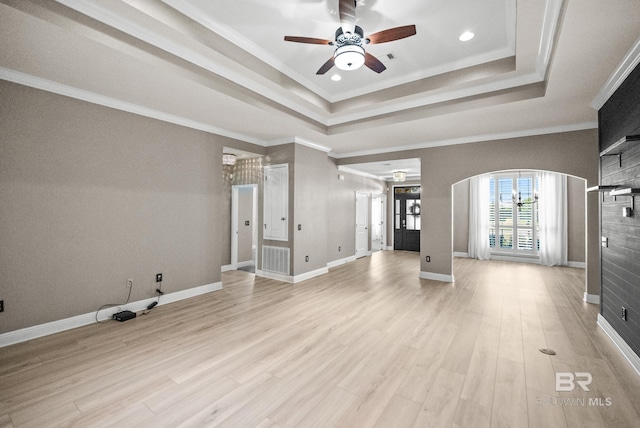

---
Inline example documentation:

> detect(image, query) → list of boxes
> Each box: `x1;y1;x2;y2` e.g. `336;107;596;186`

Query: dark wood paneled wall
598;63;640;358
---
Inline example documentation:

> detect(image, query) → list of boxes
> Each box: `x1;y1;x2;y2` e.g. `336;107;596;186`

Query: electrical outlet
0;300;4;313
305;256;309;262
156;273;163;282
126;279;133;288
622;307;627;321
338;246;341;252
426;256;431;262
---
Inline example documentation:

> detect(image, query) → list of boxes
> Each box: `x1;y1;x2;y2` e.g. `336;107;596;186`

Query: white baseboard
583;293;600;304
237;260;255;268
327;255;357;269
293;267;329;283
221;264;234;272
386;246;394;251
419;271;455;283
597;314;640;376
453;252;469;258
256;267;329;284
568;261;586;269
0;281;222;348
490;254;541;264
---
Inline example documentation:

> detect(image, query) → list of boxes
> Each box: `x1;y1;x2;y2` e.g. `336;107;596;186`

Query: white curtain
538;171;568;266
468;174;491;260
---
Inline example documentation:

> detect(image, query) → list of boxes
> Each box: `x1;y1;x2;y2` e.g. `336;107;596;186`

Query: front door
394;187;421;252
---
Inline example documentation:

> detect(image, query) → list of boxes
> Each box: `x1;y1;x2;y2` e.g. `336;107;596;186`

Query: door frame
371;193;387;252
355;191;369;258
231;184;258;269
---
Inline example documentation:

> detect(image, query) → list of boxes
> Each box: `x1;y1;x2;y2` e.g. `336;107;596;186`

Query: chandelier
512;190;538;212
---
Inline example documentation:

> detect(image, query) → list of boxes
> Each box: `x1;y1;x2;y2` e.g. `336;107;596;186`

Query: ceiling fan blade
284;36;333;45
364;52;386;73
316;57;336;75
367;25;417;44
339;0;356;35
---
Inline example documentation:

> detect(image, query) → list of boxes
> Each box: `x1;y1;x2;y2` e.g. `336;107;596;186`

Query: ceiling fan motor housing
334;25;366;71
335;25;365;47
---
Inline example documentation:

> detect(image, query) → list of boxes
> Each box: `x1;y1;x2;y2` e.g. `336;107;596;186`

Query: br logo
555;372;592;392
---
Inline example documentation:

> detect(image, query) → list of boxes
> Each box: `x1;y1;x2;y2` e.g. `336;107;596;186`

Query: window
489;172;539;255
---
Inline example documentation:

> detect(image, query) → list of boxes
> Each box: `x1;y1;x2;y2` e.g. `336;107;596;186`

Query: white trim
255;269;292;283
327;72;543;127
453;252;470;258
591;36;640;110
597;314;640;376
255;267;328;284
54;0;328;124
327;256;358;269
386;246;394;251
568;261;586;269
419;271;455;283
293;267;329;283
0;67;260;146
490;254;541;265
0;282;222;348
267;137;332;154
237;260;255;268
536;0;565;79
583;293;600;304
338;165;384;181
331;122;597;159
221;264;234;272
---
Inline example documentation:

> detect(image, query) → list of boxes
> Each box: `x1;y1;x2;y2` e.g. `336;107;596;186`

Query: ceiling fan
284;0;417;75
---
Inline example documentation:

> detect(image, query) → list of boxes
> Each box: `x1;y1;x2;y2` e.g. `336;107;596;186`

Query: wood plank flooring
1;252;639;427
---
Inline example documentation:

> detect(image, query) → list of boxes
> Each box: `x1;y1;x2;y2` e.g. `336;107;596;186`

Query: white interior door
355;192;368;258
263;164;288;241
371;194;385;252
231;184;257;269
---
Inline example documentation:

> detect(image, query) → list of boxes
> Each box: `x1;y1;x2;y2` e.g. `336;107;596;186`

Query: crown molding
265;137;332;153
536;0;566;79
54;0;328;125
327;72;543;126
0;67;261;145
333;121;597;159
161;0;333;102
337;166;385;181
591;35;640;110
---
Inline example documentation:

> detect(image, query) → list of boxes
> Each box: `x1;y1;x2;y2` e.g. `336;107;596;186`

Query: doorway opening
355;192;369;258
231;184;258;272
371;193;387;252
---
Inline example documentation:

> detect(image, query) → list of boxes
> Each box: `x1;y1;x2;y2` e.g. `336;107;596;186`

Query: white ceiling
163;0;516;102
1;0;639;172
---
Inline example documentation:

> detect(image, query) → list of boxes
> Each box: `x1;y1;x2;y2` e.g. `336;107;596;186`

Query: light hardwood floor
1;252;639;427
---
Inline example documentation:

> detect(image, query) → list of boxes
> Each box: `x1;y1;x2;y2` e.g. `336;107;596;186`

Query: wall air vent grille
262;246;290;275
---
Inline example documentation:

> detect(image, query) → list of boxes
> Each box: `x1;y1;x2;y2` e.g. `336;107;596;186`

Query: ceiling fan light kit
334;45;365;70
284;0;416;75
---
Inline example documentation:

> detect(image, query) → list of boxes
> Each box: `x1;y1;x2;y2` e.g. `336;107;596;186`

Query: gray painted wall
339;129;600;294
0;81;224;332
418;130;599;292
292;144;329;275
328;162;387;263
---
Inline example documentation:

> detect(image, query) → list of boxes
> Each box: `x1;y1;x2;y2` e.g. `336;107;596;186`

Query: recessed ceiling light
459;31;475;42
331;74;342;81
